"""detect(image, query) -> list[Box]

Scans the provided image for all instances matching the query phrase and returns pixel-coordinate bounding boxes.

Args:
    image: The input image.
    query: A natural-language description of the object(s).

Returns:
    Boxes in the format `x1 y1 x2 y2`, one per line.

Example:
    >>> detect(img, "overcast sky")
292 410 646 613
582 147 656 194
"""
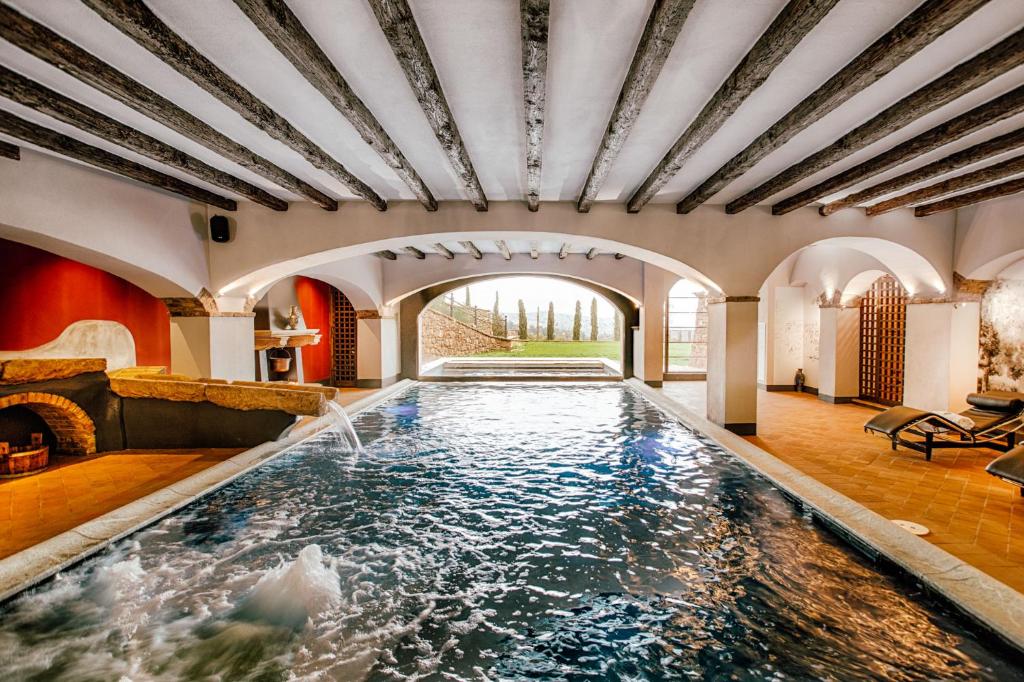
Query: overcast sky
444 277 618 319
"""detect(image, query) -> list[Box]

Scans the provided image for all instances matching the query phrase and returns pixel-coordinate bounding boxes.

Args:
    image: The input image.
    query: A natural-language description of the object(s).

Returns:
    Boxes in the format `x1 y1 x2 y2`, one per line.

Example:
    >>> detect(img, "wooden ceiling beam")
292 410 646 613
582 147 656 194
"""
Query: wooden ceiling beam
0 111 236 210
495 240 512 260
626 0 839 213
586 248 598 260
731 27 1024 214
404 246 426 259
577 0 696 213
0 4 336 210
614 253 626 260
459 240 483 259
82 0 386 210
0 140 19 160
558 242 570 260
676 0 990 214
432 243 455 259
777 84 1024 215
822 127 1024 215
867 153 1024 216
0 66 288 211
521 0 549 212
375 250 398 260
233 0 436 211
914 176 1024 216
368 0 488 211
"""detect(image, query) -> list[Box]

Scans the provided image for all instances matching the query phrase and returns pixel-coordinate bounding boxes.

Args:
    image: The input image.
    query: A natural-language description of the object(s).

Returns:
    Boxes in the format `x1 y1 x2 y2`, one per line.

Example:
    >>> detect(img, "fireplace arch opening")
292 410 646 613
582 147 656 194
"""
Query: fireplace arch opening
0 392 97 455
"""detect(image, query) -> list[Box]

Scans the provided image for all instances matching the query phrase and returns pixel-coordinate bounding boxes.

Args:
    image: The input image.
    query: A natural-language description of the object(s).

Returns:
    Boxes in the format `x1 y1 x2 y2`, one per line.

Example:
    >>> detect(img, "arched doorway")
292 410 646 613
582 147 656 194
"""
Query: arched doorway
858 274 907 405
0 392 96 455
330 287 358 387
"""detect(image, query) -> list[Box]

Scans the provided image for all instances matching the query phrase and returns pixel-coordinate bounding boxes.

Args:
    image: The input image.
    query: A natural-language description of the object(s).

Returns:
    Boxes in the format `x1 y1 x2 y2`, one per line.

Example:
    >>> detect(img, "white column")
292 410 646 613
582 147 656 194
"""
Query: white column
817 305 860 403
637 264 670 386
903 301 978 412
707 298 759 435
169 315 255 381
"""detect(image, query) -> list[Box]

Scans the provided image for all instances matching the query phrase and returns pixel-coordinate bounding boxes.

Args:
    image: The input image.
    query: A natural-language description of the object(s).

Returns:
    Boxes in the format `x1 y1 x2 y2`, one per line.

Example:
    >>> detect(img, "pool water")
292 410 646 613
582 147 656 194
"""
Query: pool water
0 383 1021 680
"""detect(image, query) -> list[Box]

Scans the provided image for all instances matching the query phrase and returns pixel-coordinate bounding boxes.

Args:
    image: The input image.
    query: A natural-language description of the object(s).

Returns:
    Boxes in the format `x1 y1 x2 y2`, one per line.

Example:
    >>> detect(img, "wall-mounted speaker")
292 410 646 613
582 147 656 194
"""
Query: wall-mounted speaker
210 215 230 243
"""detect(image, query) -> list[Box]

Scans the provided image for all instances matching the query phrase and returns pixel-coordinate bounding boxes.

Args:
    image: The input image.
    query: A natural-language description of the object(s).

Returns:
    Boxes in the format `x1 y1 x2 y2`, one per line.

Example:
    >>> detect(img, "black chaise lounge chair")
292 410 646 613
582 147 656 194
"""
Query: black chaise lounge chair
864 391 1024 461
987 445 1024 496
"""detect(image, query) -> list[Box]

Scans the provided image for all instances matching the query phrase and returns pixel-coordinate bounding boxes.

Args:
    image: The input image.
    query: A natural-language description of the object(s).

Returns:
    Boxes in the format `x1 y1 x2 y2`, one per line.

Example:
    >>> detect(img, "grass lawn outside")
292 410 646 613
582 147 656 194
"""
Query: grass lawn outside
472 340 621 359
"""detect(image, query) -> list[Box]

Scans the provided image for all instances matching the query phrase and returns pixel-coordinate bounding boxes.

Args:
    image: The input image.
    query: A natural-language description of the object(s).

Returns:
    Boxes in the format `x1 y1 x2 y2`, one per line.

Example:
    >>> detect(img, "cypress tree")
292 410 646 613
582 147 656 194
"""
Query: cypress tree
590 297 598 341
517 299 528 339
572 300 582 341
492 292 503 336
613 311 622 341
546 302 555 340
464 286 471 307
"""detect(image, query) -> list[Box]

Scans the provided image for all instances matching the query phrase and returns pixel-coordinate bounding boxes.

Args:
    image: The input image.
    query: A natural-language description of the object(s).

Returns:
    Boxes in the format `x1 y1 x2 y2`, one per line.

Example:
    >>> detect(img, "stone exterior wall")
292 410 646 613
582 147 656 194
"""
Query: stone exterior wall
421 309 511 361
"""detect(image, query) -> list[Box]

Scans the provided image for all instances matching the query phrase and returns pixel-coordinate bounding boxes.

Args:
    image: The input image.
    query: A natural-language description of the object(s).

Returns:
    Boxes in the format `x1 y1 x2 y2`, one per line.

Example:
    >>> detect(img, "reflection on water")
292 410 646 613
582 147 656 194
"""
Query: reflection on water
0 383 1020 680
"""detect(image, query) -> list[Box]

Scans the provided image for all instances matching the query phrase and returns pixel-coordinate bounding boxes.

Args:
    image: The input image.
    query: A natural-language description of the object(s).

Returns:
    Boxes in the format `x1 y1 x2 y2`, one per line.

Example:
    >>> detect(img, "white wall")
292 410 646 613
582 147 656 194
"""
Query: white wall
772 287 805 388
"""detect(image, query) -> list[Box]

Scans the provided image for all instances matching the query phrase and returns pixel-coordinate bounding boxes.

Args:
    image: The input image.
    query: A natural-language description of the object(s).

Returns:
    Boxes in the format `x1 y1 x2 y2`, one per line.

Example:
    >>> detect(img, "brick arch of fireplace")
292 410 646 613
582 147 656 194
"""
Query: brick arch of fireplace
0 393 97 455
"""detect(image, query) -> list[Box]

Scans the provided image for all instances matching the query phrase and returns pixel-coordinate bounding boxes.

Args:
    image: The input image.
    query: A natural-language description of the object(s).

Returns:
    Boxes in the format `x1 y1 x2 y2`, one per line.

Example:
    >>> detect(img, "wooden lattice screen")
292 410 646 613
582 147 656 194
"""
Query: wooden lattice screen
859 274 907 405
330 287 357 387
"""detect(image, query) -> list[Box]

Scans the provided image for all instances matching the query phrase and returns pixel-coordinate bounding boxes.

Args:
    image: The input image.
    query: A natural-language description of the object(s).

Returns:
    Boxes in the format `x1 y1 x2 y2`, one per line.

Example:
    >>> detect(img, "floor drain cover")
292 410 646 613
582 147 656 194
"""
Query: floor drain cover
891 519 929 536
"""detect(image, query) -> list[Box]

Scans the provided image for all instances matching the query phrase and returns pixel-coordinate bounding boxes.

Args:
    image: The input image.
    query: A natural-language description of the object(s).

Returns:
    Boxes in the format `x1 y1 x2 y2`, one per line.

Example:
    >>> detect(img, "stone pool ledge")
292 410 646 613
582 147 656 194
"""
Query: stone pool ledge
628 378 1024 654
0 380 415 604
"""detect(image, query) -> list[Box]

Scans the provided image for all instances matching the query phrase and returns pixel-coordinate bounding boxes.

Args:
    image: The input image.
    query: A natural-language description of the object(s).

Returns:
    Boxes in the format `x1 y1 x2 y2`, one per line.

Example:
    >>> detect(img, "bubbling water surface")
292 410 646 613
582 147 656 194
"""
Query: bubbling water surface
0 383 1021 680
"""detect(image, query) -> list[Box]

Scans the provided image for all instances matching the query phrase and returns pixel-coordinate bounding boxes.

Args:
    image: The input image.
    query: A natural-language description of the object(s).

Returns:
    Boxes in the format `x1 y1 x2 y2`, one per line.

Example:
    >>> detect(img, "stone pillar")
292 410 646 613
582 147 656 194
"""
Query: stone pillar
817 304 860 403
707 297 759 435
164 292 255 381
637 263 671 386
903 300 979 412
355 308 400 387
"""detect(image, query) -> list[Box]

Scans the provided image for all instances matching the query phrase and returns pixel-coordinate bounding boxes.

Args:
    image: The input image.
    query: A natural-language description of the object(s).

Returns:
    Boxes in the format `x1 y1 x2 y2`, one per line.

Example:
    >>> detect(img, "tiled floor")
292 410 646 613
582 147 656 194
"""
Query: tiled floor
0 387 380 560
660 382 1024 594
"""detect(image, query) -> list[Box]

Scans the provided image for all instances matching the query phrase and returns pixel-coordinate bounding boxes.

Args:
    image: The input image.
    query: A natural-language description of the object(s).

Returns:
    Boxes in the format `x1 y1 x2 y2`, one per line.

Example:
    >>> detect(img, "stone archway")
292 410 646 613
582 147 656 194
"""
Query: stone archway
0 392 97 455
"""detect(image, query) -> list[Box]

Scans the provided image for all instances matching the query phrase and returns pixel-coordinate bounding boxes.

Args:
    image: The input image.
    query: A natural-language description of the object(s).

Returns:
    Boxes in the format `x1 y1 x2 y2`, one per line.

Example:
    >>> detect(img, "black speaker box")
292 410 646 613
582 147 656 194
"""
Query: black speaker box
210 215 230 243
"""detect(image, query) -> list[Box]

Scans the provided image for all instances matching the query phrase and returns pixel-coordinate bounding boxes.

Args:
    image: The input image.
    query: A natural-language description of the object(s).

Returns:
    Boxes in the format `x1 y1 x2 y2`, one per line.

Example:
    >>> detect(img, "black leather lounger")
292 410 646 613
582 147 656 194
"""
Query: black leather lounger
987 445 1024 496
864 391 1024 461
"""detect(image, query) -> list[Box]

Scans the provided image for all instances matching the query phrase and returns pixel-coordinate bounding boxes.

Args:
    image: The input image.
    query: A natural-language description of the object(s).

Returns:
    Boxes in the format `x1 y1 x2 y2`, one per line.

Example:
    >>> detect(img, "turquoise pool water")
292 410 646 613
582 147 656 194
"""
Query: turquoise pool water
0 383 1020 680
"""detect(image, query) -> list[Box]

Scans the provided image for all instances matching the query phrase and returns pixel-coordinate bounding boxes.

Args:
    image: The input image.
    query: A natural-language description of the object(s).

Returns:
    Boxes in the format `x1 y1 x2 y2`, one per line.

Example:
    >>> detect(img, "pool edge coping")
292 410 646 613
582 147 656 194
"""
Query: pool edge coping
0 380 417 604
627 378 1024 654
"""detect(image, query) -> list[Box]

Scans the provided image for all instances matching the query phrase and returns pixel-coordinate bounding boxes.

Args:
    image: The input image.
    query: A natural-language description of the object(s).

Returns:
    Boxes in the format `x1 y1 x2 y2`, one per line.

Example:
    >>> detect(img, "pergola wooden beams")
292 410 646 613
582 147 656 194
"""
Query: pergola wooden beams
585 248 598 260
404 246 426 259
0 111 237 210
375 250 398 260
627 0 840 214
867 153 1024 216
822 127 1024 215
521 0 549 212
0 4 336 210
577 0 696 213
779 84 1024 215
732 27 1024 215
914 176 1024 216
0 66 288 211
0 140 19 160
82 0 386 210
495 240 512 260
675 0 990 214
233 0 435 211
432 243 455 259
459 241 483 259
368 0 488 211
558 242 570 260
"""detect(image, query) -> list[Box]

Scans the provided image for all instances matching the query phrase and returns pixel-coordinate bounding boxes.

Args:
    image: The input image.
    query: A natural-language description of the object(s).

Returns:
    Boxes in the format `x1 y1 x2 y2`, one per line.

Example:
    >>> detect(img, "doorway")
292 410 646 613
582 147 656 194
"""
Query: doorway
331 287 358 387
858 275 907 405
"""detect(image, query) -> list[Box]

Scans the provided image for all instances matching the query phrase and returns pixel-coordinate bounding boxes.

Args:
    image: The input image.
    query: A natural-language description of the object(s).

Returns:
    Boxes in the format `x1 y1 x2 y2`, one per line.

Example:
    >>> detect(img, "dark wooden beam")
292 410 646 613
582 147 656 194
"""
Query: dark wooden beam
233 0 435 211
496 240 512 261
0 66 287 211
577 0 696 213
459 240 482 259
822 127 1024 215
775 84 1024 215
375 250 398 260
614 253 626 260
626 0 839 213
0 3 336 210
558 242 570 260
530 241 539 259
368 0 487 211
432 243 455 259
0 140 18 160
0 111 236 209
521 0 549 212
404 246 426 259
914 176 1024 216
731 27 1024 214
586 248 598 260
868 154 1024 216
82 0 386 210
676 0 990 214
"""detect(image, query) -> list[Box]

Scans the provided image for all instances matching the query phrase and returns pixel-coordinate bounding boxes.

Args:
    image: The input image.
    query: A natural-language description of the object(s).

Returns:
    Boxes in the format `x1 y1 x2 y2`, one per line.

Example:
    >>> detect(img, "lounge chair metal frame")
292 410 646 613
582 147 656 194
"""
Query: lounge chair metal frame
875 414 1024 461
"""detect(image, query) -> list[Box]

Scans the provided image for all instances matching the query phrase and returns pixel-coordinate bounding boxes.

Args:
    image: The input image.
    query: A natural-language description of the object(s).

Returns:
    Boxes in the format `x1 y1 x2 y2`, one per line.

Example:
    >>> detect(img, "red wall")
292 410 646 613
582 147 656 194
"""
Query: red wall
0 238 171 367
295 276 333 383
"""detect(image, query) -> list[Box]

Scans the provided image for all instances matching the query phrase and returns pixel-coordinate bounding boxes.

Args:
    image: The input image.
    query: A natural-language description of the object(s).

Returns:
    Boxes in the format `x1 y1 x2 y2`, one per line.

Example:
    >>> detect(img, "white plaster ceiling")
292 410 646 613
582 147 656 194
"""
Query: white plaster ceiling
1 0 1023 210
